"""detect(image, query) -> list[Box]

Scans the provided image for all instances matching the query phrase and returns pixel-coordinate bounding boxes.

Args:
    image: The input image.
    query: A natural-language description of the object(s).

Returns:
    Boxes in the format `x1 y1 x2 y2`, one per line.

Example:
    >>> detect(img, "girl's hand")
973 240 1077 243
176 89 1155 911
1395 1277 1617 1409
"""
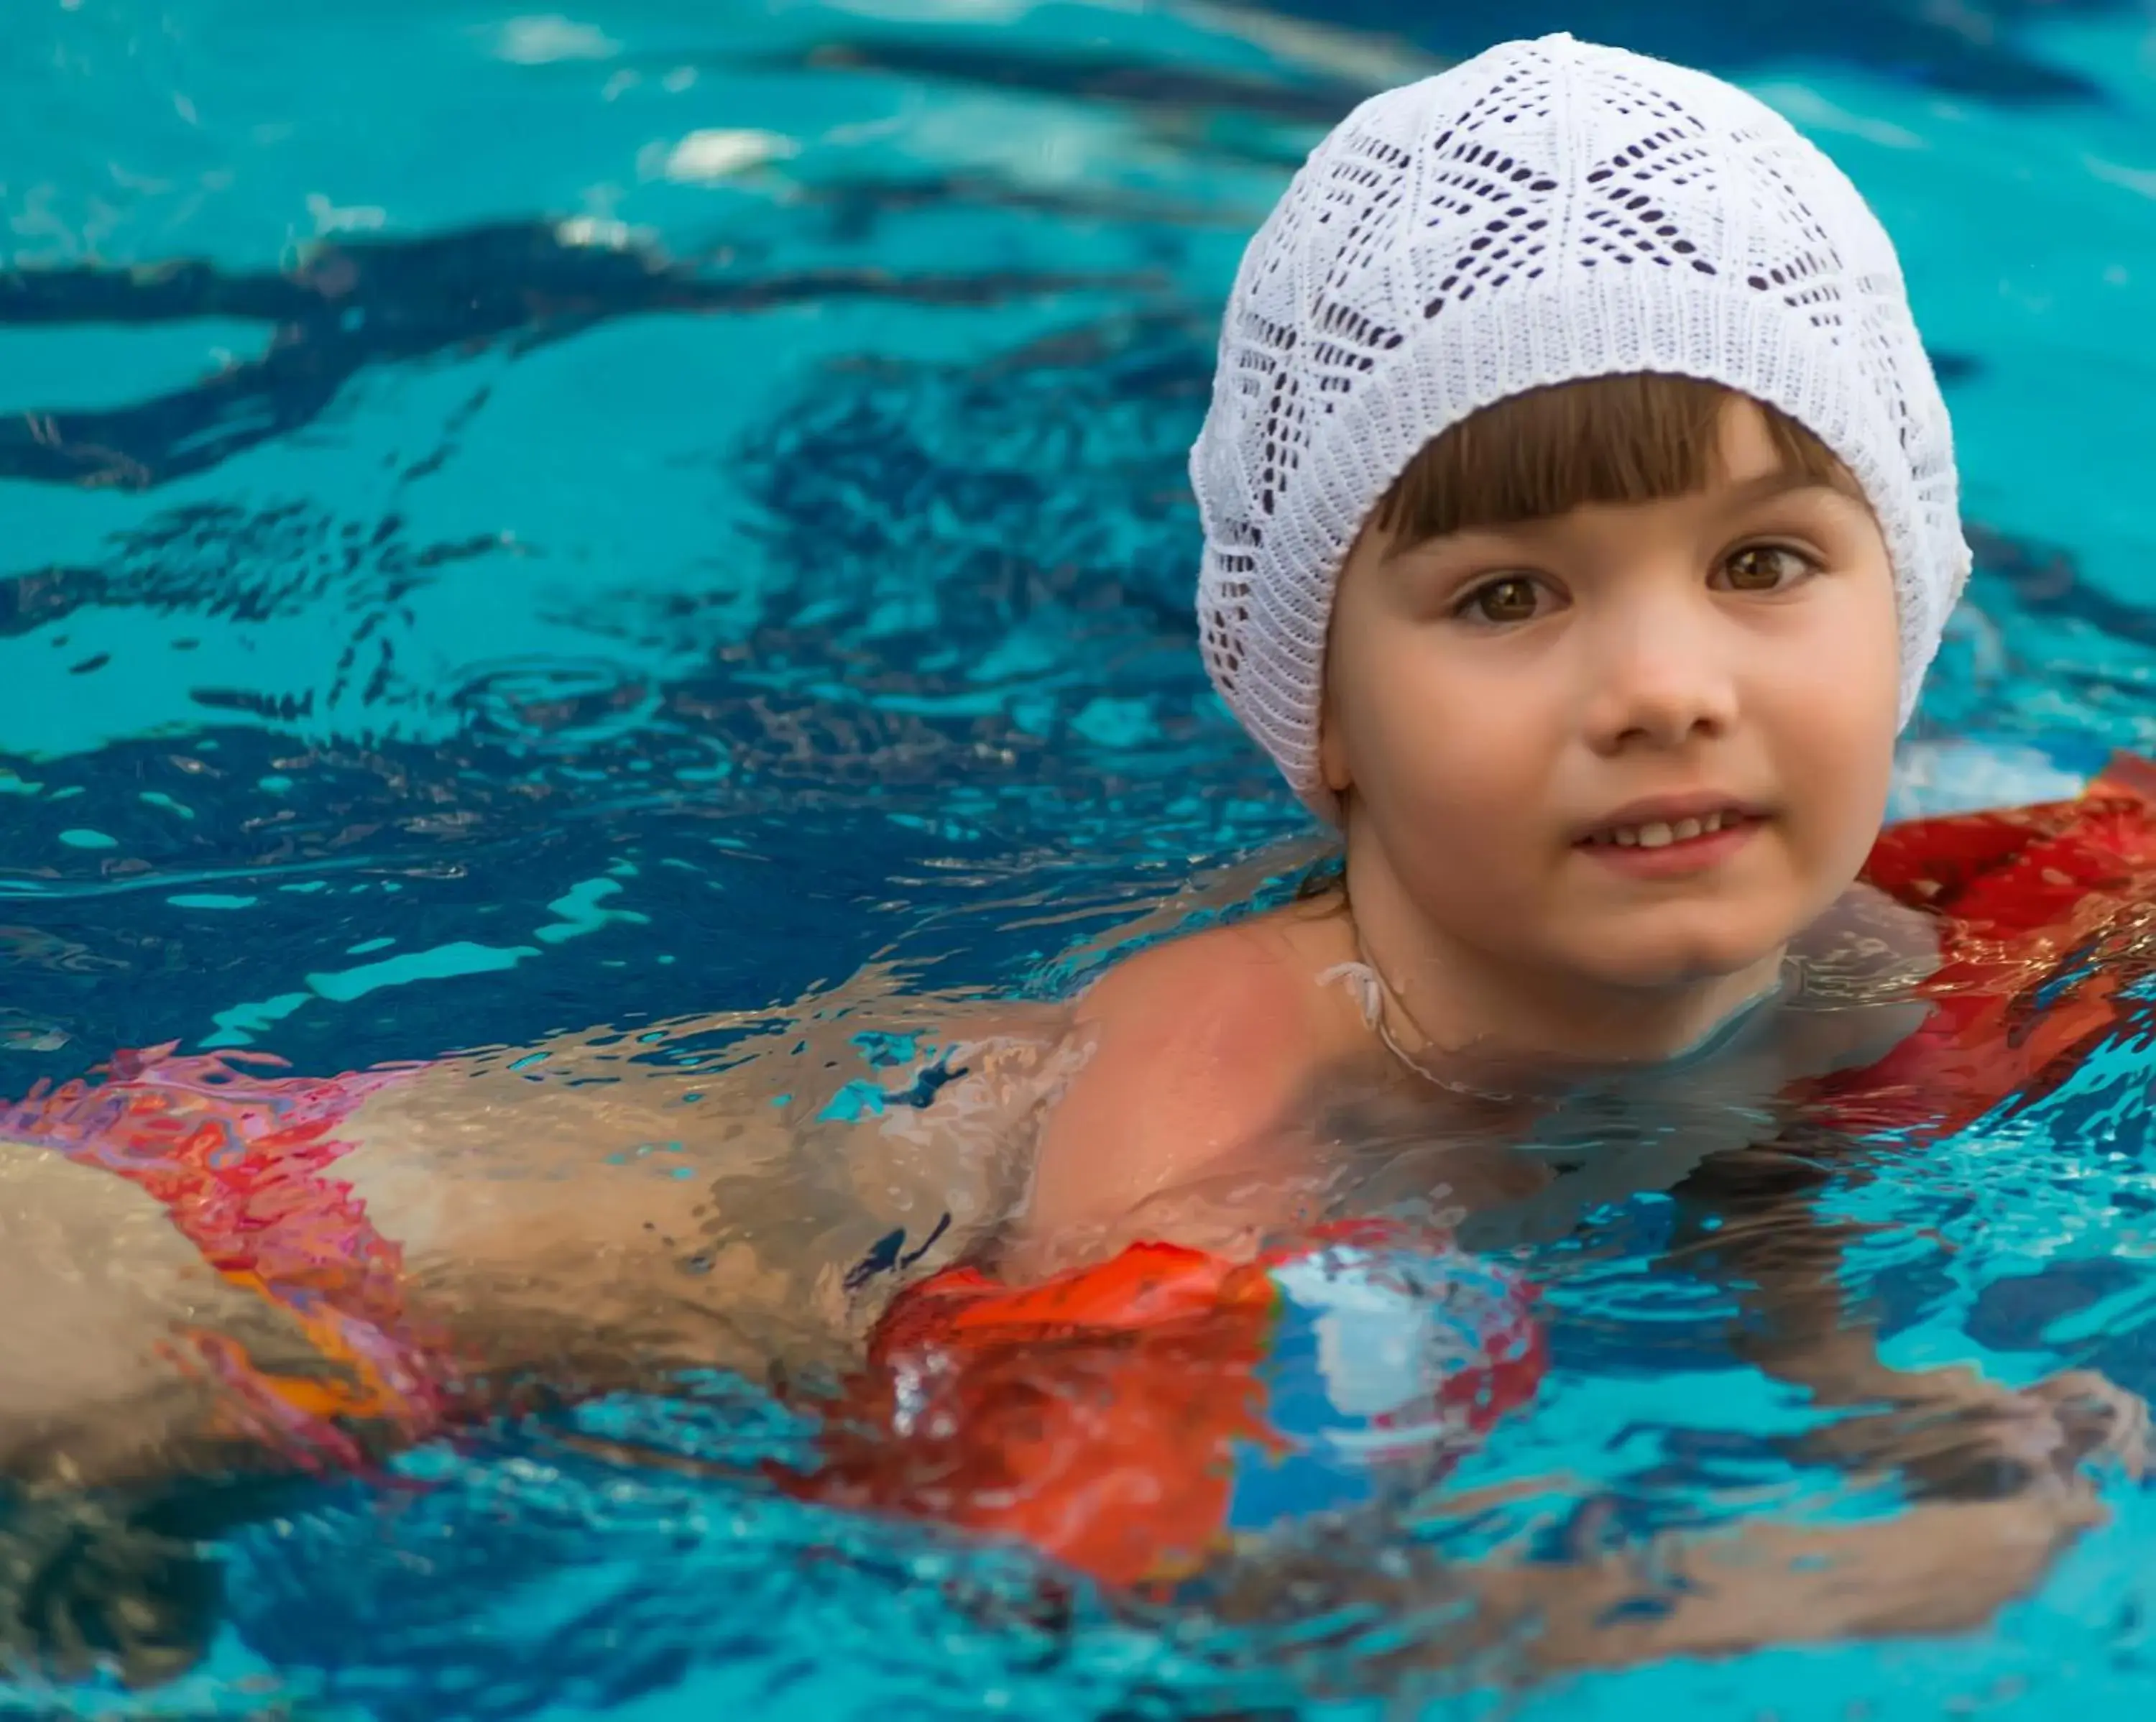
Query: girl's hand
1506 1475 2107 1672
2012 1368 2150 1483
1795 1363 2150 1498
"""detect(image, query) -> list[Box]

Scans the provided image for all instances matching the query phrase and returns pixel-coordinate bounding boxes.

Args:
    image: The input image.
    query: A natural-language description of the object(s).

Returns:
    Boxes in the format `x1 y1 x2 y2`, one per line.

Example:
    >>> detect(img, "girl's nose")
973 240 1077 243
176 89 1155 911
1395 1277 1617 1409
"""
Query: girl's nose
1578 590 1741 755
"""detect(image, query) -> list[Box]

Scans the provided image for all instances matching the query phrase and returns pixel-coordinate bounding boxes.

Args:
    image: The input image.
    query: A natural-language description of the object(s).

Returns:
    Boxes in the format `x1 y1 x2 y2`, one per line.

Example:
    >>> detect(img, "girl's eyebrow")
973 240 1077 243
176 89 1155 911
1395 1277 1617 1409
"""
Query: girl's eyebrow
1378 469 1857 566
1699 465 1871 519
1713 468 1854 509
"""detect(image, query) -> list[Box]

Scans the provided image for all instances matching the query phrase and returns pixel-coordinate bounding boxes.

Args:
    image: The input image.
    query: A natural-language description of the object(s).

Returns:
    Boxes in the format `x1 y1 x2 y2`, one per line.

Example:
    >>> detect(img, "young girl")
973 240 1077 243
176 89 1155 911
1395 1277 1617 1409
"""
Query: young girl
3 31 2148 1686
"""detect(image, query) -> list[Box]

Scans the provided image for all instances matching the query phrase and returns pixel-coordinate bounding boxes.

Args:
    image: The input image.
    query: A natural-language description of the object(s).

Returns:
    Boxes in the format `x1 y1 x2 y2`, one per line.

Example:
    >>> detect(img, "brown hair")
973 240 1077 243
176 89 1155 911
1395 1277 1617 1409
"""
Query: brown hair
1373 373 1858 548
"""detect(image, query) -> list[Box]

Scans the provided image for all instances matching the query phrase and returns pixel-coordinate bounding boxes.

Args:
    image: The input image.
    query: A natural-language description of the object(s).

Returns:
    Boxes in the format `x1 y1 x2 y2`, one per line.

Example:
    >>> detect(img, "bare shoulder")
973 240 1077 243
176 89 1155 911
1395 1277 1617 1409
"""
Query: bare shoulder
1016 899 1368 1266
1067 901 1359 1064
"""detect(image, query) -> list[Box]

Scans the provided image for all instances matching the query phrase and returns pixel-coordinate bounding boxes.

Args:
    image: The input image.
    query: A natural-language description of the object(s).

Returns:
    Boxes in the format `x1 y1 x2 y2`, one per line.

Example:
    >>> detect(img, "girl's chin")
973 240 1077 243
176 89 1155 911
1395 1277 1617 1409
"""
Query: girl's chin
1562 926 1790 995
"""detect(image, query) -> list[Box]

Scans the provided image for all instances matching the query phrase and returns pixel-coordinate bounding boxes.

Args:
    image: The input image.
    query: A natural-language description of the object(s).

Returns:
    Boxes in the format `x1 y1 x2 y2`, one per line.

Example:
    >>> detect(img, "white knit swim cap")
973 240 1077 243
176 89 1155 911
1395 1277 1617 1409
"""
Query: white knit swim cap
1190 33 1971 822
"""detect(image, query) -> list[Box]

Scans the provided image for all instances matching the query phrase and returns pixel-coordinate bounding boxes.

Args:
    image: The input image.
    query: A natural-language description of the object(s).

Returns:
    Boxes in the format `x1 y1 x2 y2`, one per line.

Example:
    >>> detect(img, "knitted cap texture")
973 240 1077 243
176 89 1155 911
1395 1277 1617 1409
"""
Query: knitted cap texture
1189 34 1971 821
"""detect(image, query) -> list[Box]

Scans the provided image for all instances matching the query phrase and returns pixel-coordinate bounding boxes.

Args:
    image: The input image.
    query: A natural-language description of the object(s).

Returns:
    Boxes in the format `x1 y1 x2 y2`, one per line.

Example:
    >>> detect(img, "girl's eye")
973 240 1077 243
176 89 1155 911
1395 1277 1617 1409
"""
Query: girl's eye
1718 544 1816 592
1455 575 1546 625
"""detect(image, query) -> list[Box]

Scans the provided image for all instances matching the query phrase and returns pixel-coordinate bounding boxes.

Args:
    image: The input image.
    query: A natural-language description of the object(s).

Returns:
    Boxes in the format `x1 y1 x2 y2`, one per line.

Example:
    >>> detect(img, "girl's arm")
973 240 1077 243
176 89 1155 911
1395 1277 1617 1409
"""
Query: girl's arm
1199 1473 2104 1680
1489 1488 2100 1669
1663 1150 2146 1491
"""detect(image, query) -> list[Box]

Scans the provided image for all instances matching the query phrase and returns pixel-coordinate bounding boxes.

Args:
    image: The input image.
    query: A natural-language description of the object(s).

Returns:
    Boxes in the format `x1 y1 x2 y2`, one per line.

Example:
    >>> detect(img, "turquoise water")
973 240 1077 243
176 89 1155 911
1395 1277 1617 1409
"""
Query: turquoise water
5 0 2156 1715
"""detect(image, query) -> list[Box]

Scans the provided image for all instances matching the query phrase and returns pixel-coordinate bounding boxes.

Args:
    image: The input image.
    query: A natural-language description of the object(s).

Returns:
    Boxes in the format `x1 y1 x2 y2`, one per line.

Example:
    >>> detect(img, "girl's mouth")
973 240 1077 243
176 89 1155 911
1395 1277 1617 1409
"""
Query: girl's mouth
1575 810 1766 876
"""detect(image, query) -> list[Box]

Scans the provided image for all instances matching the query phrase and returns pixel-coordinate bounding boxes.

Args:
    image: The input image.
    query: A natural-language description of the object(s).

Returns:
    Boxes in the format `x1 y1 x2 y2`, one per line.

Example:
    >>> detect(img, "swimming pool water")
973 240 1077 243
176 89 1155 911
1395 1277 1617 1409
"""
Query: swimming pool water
4 0 2156 1715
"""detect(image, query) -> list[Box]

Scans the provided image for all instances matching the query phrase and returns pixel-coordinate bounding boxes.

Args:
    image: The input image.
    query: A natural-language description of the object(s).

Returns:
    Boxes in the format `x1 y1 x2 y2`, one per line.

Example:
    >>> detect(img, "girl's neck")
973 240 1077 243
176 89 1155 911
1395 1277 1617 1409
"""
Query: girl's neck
1340 865 1789 1072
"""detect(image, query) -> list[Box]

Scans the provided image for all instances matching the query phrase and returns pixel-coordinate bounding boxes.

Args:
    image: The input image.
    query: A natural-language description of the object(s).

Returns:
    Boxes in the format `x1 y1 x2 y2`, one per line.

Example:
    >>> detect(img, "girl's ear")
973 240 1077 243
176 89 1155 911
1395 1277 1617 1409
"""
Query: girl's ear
1318 682 1353 796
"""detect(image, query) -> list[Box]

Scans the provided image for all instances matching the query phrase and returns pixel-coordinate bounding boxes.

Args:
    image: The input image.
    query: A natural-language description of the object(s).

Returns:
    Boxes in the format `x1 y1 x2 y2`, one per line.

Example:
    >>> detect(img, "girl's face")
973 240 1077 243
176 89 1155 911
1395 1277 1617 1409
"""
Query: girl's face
1319 397 1902 1049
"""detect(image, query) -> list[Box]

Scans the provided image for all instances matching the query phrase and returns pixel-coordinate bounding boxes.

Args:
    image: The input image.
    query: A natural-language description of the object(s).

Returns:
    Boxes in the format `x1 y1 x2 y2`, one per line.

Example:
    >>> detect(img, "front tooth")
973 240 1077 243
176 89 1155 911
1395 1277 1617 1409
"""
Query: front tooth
1636 821 1674 849
1672 817 1703 841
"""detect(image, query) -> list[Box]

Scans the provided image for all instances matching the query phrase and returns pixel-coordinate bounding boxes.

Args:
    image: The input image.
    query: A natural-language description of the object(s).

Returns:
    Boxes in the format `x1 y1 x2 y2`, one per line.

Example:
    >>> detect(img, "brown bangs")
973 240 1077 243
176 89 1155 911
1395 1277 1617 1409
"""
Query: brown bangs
1373 374 1858 546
